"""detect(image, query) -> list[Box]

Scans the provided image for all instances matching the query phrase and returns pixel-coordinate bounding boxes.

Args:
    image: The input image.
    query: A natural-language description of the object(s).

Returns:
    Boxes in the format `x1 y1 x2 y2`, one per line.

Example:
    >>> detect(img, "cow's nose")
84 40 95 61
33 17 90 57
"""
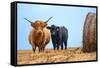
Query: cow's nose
38 32 42 35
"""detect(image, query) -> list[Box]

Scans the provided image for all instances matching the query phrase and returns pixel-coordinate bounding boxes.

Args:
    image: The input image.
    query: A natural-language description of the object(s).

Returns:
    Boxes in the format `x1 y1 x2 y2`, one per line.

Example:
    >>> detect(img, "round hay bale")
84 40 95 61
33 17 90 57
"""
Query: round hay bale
82 12 97 52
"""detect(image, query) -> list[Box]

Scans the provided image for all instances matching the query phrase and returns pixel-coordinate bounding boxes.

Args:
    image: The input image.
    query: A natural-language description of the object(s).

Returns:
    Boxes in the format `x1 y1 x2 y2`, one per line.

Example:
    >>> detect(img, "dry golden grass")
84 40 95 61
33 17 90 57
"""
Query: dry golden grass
17 48 96 65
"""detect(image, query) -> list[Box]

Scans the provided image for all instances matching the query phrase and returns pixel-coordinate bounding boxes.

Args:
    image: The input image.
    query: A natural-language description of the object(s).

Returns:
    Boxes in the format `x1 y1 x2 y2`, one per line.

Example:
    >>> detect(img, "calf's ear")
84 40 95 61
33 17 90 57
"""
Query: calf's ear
47 26 51 29
56 27 59 29
56 27 60 31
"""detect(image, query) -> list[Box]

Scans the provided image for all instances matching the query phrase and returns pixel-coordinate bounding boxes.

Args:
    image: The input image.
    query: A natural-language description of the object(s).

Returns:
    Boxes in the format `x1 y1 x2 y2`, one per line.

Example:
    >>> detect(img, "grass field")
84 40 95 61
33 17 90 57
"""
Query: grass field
17 47 96 65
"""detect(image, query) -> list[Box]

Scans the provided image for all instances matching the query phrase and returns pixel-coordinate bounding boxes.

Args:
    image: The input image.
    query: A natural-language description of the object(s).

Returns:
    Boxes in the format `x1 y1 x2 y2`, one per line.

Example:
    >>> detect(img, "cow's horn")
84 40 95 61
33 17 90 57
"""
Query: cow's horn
24 18 33 24
45 16 53 23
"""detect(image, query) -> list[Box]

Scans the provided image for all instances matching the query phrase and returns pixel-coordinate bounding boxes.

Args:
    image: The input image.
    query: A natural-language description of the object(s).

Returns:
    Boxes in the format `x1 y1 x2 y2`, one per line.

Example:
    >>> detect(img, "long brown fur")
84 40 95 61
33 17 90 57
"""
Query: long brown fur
29 20 51 52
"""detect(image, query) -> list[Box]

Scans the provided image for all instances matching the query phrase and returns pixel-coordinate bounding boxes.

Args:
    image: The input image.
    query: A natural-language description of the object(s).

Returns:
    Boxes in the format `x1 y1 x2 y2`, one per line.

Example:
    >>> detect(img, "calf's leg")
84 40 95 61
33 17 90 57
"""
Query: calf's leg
53 43 56 50
64 41 67 49
57 44 60 50
61 43 63 50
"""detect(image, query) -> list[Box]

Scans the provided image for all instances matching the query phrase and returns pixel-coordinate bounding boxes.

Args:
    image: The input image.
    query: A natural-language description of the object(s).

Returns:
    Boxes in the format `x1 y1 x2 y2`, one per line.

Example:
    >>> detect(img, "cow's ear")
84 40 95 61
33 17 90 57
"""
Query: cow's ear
56 27 59 29
47 26 51 29
56 27 59 31
43 23 47 27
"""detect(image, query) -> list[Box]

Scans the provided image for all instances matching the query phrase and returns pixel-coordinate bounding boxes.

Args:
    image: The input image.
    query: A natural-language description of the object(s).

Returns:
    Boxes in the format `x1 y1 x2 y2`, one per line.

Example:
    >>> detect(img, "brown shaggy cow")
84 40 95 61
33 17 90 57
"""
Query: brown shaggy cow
24 17 52 52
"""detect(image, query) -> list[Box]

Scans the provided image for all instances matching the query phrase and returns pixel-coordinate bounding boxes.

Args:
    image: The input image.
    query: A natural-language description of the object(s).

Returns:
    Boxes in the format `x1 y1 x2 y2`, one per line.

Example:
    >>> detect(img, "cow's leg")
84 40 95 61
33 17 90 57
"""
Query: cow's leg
42 47 45 52
64 41 67 49
41 46 45 52
32 47 36 53
61 43 63 50
39 46 44 52
57 45 59 50
52 40 56 50
57 44 59 50
39 47 41 52
33 48 36 52
53 43 56 50
43 46 46 52
32 44 36 53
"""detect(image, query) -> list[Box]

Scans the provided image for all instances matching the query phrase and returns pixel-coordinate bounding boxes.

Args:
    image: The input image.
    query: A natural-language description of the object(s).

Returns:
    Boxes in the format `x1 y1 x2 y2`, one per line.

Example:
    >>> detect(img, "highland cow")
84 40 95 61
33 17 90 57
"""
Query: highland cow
24 17 53 52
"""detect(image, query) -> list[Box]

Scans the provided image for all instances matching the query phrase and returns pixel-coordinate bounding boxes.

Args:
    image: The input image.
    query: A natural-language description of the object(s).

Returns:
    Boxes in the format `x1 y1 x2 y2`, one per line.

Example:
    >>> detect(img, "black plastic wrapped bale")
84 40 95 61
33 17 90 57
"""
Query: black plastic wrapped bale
82 12 96 52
